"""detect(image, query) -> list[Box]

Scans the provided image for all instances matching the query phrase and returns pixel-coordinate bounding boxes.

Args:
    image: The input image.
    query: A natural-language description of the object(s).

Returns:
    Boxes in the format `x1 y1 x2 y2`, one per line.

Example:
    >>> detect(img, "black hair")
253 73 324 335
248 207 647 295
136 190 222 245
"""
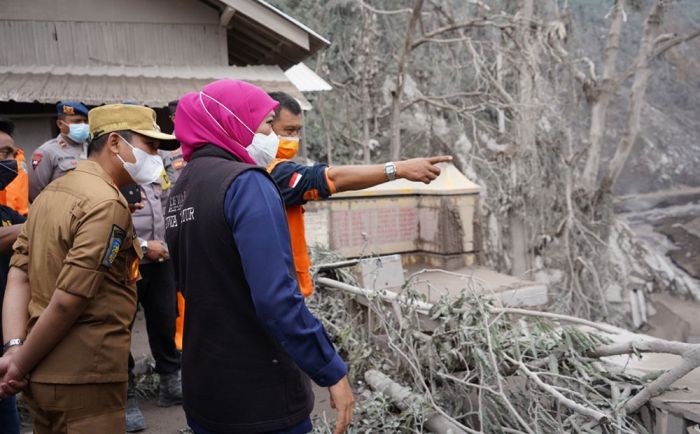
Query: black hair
88 130 132 157
168 100 179 117
0 117 14 137
268 92 302 116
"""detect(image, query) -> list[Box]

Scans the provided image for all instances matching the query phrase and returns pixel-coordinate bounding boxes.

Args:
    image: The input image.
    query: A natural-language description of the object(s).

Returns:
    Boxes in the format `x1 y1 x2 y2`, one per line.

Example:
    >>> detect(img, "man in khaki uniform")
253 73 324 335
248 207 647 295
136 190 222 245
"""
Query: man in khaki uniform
0 104 176 434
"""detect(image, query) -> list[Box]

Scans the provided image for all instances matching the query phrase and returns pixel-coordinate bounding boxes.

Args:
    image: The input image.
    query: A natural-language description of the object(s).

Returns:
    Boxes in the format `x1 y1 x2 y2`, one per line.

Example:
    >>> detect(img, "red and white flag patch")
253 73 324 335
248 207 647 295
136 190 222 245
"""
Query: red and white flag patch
32 153 43 169
288 172 303 189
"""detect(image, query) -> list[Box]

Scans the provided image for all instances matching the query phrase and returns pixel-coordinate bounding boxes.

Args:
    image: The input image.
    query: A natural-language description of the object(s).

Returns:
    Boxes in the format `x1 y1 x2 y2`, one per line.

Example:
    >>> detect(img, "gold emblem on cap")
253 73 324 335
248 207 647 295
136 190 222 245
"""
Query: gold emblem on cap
63 105 75 115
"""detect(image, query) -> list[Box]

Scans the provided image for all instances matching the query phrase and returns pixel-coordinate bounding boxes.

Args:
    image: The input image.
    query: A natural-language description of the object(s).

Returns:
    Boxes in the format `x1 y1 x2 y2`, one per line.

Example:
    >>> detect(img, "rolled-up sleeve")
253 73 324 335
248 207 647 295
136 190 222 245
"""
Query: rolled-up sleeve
55 199 131 298
269 161 334 207
9 222 30 272
224 170 347 387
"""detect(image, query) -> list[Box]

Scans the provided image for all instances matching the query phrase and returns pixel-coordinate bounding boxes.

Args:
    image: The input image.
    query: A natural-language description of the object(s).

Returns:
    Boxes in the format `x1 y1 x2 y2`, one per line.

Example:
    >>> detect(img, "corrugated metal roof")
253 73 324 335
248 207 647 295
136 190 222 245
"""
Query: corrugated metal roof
284 63 332 92
0 65 311 109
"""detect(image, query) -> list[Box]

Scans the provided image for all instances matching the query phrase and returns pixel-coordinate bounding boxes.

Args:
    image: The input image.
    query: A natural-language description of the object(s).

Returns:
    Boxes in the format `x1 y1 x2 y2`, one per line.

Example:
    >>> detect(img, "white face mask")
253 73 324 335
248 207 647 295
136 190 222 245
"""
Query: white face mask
116 135 164 185
247 131 279 167
199 92 279 166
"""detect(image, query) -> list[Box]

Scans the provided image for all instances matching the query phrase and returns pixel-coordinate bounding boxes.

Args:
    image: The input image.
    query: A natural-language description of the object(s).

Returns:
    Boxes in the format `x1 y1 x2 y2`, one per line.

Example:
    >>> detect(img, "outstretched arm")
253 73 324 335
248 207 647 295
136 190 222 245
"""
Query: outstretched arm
327 155 452 192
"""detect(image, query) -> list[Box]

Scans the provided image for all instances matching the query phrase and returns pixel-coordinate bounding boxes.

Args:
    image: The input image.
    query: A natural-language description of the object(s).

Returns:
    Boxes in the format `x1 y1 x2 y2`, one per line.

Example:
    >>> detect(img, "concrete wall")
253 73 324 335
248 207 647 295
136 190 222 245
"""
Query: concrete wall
303 188 479 269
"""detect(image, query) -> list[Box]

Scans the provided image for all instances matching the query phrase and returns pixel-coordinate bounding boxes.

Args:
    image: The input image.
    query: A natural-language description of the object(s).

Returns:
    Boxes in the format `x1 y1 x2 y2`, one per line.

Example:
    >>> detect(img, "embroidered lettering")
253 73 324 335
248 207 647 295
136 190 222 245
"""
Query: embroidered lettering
165 215 178 229
180 207 195 223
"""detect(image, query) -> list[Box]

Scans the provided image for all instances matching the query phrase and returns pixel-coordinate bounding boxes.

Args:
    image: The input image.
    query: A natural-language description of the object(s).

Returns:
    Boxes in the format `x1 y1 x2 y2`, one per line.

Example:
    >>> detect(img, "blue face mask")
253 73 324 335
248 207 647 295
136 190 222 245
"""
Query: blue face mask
66 123 89 143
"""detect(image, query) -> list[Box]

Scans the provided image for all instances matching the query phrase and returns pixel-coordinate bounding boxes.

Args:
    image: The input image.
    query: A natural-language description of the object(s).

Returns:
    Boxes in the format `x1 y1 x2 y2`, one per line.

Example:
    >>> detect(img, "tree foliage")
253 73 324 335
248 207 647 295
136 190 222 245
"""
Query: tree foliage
276 0 700 321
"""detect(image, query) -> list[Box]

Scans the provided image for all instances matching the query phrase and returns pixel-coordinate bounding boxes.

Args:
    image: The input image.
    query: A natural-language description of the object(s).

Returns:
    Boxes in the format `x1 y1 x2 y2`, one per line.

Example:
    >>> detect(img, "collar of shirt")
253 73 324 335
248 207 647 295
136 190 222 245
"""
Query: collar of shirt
58 134 83 148
73 160 115 186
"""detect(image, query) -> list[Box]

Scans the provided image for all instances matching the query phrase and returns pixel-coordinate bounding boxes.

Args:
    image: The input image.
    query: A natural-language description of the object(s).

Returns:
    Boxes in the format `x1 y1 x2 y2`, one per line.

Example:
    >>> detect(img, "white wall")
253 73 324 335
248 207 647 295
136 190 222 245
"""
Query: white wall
0 0 219 24
0 21 228 67
9 117 55 158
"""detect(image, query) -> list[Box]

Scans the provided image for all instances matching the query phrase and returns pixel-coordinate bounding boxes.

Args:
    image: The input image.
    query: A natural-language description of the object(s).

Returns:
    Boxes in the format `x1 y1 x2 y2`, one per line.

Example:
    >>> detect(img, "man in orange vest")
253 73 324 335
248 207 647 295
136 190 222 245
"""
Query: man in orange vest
267 92 451 297
0 119 28 216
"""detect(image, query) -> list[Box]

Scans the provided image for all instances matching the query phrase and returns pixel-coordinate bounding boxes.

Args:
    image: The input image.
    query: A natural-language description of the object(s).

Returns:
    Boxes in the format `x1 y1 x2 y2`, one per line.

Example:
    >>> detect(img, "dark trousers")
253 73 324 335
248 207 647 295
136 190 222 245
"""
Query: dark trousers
128 260 181 380
0 394 20 434
186 415 312 434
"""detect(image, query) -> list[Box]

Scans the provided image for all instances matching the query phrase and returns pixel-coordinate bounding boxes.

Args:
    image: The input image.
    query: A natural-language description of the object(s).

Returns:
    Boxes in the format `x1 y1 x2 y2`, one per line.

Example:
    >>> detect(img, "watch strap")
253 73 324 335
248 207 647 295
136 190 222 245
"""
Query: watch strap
384 162 397 181
3 338 24 351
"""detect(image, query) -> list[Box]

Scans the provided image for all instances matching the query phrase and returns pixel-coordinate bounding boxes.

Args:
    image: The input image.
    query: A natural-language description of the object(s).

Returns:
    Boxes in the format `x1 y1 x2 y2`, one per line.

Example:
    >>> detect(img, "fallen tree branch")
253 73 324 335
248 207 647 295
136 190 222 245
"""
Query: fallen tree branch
312 259 360 271
365 369 474 434
591 339 698 357
317 276 433 313
319 276 700 424
624 346 700 414
488 307 626 335
318 277 627 333
504 355 610 425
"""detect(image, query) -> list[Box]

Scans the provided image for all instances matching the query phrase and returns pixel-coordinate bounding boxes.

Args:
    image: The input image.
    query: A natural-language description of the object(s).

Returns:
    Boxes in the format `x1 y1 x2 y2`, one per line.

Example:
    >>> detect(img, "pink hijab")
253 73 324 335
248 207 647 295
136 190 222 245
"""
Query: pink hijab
175 80 279 163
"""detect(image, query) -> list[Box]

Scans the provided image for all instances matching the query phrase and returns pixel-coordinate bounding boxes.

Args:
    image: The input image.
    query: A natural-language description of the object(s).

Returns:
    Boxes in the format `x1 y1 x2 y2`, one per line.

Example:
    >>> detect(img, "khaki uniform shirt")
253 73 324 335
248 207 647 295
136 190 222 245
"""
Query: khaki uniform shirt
29 134 87 202
11 160 141 384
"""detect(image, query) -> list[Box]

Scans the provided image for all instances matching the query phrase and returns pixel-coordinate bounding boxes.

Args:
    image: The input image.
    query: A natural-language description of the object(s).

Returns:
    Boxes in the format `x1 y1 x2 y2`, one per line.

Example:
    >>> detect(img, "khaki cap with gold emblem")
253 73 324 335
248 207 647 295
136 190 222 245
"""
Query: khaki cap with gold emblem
88 104 178 150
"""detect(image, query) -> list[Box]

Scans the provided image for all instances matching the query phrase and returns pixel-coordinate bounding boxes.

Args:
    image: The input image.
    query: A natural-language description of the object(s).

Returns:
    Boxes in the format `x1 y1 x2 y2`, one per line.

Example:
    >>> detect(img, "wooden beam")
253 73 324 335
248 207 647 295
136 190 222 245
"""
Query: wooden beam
220 6 236 28
225 0 309 50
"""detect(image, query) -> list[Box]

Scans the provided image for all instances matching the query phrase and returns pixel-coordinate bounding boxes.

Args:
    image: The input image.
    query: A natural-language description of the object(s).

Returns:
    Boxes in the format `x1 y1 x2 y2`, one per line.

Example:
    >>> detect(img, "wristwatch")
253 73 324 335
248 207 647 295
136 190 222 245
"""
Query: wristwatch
140 239 148 255
384 162 397 181
3 338 23 351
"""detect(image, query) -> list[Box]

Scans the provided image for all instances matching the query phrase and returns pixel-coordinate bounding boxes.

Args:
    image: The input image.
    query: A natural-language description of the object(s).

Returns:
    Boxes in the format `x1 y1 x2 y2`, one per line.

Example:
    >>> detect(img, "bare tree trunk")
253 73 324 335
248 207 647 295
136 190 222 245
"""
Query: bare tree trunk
389 0 424 161
318 94 333 165
358 7 375 164
509 0 535 277
361 96 371 164
581 0 626 191
599 0 666 194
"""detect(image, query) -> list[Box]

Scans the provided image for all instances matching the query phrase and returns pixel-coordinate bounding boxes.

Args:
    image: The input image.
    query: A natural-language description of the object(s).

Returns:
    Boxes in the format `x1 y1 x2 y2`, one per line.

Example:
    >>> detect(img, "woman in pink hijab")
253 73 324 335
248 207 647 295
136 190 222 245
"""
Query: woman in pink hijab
165 79 354 434
175 79 279 166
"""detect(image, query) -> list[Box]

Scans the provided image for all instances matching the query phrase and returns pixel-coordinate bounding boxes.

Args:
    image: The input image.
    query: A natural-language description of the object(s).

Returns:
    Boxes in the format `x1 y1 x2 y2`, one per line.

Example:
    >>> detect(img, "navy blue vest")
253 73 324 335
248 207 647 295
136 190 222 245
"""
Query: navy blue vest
165 145 313 433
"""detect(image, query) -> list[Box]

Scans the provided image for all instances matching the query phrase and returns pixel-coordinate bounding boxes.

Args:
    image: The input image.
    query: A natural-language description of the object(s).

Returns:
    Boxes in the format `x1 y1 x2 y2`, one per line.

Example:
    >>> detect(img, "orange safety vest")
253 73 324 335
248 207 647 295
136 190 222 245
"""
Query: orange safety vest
0 149 29 215
267 158 314 297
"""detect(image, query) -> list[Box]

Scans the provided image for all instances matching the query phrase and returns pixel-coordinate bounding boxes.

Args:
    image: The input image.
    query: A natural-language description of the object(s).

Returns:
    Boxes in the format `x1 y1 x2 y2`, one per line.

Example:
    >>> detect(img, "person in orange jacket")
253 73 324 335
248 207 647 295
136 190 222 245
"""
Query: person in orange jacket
266 92 451 297
0 119 28 216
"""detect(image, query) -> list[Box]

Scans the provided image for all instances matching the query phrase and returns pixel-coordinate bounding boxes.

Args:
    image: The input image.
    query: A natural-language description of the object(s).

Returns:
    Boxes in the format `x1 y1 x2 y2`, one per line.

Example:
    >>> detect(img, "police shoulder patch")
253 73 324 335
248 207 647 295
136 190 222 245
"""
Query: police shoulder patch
101 225 127 268
31 153 43 170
